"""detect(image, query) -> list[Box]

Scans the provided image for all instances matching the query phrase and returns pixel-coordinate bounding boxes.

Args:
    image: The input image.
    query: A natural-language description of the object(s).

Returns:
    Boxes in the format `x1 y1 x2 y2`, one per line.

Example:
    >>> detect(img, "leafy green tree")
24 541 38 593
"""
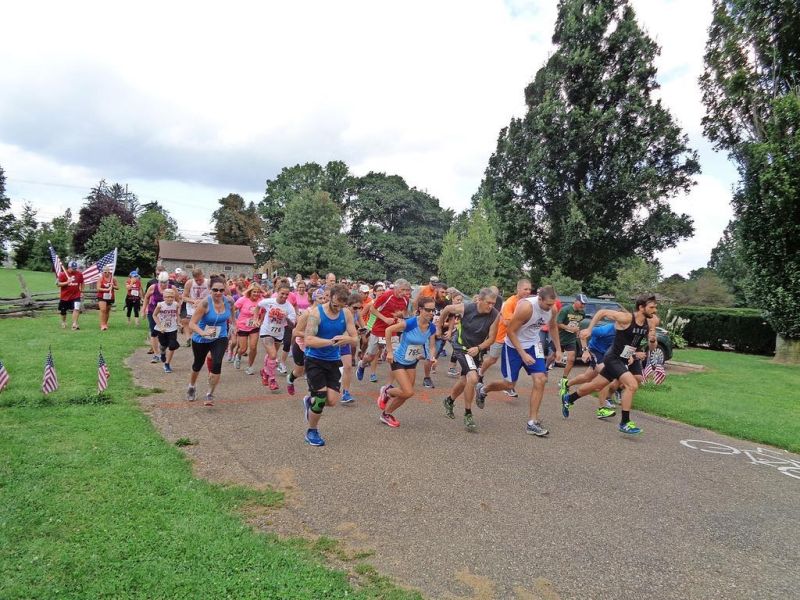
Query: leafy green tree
541 267 582 296
0 164 14 263
210 193 262 252
272 190 358 277
10 203 39 269
700 0 800 359
133 204 179 275
612 257 660 304
708 221 747 305
85 215 133 273
26 209 76 272
437 207 497 295
478 0 698 283
73 180 137 254
658 270 735 307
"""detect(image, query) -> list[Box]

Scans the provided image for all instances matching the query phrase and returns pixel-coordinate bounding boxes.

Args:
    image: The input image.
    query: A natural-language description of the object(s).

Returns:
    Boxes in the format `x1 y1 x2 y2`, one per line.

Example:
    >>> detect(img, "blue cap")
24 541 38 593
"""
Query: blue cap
68 260 78 269
576 293 588 304
130 271 139 277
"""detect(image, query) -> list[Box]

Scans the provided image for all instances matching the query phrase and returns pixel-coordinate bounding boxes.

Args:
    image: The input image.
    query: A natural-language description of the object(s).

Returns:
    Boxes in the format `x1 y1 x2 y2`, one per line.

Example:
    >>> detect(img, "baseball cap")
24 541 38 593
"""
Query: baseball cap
261 274 268 280
174 268 183 274
359 284 370 293
68 260 78 269
430 276 439 283
576 293 588 304
374 281 385 288
129 271 139 277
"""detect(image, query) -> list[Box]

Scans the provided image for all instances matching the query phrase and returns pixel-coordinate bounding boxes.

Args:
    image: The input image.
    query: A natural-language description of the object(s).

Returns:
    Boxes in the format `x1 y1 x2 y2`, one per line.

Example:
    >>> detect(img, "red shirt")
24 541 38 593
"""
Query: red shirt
96 273 116 301
58 270 83 301
370 291 411 337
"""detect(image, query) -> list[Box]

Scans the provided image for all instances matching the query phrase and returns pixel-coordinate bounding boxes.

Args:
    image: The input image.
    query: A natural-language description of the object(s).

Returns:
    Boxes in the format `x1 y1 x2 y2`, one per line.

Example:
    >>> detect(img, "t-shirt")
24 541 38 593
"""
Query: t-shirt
96 273 116 301
417 284 437 299
495 294 521 343
257 298 296 340
369 291 411 337
288 291 311 314
234 296 261 331
155 301 180 332
58 270 83 301
557 304 585 346
588 323 617 356
394 317 437 365
452 303 499 351
184 278 209 317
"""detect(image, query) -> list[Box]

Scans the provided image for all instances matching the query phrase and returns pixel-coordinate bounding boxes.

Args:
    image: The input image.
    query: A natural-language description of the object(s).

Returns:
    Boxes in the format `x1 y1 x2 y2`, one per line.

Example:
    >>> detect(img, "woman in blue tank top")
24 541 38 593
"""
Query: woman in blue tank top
187 276 232 406
376 296 438 428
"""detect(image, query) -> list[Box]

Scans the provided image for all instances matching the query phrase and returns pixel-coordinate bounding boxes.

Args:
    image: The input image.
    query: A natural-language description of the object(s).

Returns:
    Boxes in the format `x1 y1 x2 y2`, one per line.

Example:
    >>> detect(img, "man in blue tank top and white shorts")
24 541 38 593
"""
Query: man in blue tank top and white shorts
302 284 359 447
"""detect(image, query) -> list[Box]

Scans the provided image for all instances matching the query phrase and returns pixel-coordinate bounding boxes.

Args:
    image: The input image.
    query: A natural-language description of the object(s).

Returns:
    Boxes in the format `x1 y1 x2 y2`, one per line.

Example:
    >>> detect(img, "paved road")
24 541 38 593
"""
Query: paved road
133 350 800 599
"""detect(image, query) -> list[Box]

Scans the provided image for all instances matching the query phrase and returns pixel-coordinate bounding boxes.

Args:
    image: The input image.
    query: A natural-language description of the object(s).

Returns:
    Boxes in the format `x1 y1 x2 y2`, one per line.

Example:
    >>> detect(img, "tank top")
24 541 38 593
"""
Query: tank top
305 304 346 361
608 315 650 360
394 317 436 365
147 282 172 313
509 296 553 348
453 303 499 351
96 273 116 301
186 278 209 316
191 297 232 344
126 278 142 300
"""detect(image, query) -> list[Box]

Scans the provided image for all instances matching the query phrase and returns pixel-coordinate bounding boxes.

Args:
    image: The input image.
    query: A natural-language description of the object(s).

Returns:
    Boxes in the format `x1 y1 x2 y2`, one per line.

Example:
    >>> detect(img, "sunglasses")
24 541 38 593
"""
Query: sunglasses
211 288 225 292
351 305 363 310
420 307 435 313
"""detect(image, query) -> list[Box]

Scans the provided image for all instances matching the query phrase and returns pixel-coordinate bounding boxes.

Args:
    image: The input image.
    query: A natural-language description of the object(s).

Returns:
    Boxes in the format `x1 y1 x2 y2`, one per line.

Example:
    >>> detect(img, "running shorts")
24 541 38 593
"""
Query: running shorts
305 357 342 394
500 344 547 383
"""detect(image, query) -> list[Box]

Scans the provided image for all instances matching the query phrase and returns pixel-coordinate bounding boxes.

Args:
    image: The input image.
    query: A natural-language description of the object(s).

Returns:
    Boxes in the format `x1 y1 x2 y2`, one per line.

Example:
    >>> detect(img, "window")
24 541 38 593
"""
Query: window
223 265 233 272
184 264 194 270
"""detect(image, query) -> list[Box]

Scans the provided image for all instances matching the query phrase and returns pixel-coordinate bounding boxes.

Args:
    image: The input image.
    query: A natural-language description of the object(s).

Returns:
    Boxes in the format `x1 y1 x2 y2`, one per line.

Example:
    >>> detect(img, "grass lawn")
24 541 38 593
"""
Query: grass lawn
0 268 129 298
638 348 800 453
0 309 420 599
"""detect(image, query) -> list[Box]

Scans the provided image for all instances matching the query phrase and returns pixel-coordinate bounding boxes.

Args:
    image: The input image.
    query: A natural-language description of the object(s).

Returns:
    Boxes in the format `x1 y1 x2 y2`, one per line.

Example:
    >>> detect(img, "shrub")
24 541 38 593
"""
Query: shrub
670 306 775 355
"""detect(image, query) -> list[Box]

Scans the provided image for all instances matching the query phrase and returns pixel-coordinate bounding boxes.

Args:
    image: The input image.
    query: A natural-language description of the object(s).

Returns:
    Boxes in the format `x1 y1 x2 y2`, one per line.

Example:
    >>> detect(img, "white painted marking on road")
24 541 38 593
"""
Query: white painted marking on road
680 439 800 482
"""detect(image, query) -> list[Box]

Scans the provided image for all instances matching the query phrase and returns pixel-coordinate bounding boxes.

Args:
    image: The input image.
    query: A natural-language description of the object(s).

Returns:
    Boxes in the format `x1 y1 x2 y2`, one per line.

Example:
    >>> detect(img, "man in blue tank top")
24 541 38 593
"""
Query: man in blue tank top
302 284 359 446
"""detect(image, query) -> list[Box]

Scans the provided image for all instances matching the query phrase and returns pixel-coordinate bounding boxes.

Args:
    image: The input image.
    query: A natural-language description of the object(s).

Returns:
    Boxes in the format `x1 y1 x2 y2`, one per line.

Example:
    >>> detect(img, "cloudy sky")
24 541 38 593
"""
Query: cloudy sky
1 0 736 276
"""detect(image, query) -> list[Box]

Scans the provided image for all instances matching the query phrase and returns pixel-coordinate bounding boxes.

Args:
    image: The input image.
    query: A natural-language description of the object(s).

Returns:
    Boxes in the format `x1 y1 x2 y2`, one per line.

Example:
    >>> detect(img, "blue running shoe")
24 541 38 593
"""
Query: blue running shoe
303 395 312 423
340 390 354 404
305 428 325 446
369 373 378 383
561 392 572 418
619 421 642 435
356 362 365 381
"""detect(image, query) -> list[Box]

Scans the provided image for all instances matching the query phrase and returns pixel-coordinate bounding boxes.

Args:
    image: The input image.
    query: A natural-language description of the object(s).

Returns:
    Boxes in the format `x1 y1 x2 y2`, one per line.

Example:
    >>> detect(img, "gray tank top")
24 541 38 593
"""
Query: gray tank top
453 302 499 351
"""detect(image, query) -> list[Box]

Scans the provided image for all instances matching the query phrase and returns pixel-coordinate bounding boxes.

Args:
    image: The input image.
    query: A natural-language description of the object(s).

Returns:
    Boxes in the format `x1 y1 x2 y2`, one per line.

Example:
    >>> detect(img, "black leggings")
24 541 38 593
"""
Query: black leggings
283 323 294 352
125 299 141 318
191 338 228 375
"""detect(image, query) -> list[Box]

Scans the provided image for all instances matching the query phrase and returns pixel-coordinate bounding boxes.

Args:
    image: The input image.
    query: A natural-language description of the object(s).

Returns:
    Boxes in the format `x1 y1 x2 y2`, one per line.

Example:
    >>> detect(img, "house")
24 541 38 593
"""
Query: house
157 240 256 278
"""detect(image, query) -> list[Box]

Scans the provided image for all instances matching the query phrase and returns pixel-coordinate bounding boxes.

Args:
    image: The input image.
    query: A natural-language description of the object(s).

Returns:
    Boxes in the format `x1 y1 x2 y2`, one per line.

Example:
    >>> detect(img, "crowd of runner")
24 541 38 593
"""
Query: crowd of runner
58 266 661 447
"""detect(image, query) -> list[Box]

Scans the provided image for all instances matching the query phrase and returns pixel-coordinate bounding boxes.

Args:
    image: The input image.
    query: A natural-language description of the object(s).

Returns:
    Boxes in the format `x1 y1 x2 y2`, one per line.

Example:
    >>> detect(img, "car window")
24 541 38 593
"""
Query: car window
585 303 598 315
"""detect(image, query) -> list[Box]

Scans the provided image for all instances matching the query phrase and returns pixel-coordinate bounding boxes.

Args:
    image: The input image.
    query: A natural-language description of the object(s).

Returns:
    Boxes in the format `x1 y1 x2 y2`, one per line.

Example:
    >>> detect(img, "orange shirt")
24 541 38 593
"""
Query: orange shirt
360 296 373 322
495 294 521 343
418 284 437 299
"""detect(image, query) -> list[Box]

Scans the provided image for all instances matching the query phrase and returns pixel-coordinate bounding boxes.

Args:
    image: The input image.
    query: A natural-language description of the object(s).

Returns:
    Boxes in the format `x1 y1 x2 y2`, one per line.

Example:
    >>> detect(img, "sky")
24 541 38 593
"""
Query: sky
0 0 737 277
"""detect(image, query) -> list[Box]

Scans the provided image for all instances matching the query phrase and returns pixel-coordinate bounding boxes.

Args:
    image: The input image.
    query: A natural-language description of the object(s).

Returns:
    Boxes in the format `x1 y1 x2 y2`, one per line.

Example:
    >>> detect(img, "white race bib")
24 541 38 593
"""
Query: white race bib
130 289 139 297
620 344 636 359
204 325 220 339
186 303 196 316
246 318 257 329
102 292 112 300
269 324 283 337
404 344 423 362
464 354 477 371
533 342 544 359
73 301 81 311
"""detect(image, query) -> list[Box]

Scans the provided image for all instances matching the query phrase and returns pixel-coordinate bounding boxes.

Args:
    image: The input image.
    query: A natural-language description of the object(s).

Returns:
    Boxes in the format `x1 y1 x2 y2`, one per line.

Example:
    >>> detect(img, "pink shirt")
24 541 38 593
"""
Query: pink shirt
234 296 261 331
288 291 310 313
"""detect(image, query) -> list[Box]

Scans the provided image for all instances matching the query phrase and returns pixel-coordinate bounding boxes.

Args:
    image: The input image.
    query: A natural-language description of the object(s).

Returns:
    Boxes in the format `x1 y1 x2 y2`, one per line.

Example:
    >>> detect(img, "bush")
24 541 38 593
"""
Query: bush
670 306 775 355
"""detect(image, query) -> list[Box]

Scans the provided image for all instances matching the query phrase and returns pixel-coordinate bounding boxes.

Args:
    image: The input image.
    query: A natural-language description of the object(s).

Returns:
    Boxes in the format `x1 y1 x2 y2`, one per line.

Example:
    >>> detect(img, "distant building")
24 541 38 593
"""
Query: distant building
157 240 256 278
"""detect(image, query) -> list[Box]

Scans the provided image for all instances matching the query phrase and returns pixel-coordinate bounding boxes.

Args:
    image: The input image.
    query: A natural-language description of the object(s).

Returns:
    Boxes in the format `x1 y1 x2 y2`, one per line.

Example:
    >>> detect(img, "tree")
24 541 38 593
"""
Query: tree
0 164 14 263
478 0 698 284
26 209 76 272
708 221 747 305
437 207 497 295
612 257 660 304
210 193 262 252
541 267 582 296
73 180 137 254
700 0 800 361
10 203 39 269
85 215 132 272
272 190 358 277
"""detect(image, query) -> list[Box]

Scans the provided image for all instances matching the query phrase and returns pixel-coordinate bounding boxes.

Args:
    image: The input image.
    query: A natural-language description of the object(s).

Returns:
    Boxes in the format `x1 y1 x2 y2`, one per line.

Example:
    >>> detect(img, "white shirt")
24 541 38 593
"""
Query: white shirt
507 296 552 349
257 298 296 340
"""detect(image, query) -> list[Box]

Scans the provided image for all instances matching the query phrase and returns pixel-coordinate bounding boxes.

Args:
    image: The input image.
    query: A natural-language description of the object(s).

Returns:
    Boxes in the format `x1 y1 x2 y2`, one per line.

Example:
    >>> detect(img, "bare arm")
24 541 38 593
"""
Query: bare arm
584 309 631 338
304 308 332 349
188 298 210 336
506 300 534 362
479 313 500 352
142 284 155 309
294 311 309 339
384 320 407 362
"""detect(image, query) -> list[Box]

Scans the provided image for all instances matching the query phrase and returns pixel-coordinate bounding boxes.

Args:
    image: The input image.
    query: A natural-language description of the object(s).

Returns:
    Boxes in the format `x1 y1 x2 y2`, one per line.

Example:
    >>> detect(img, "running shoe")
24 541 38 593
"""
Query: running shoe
260 368 269 386
603 399 615 409
356 362 365 381
226 352 234 363
186 386 196 402
303 395 312 422
440 348 447 357
613 390 622 405
559 377 568 397
277 363 287 375
287 380 295 396
443 396 455 419
340 390 354 404
475 382 487 409
447 367 458 378
464 412 477 432
596 407 616 419
160 352 167 363
526 421 549 436
619 421 643 435
504 388 519 398
245 367 255 376
268 379 279 393
377 385 392 411
150 355 160 364
423 377 434 389
204 392 214 407
234 356 241 370
561 392 572 418
369 373 378 383
163 364 173 374
380 412 400 428
184 339 192 348
305 428 325 446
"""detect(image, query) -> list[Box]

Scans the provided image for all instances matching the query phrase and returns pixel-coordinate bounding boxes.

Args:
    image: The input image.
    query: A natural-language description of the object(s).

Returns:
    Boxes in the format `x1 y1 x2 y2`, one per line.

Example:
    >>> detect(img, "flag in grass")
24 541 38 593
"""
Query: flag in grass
42 349 58 395
0 359 9 392
98 350 109 392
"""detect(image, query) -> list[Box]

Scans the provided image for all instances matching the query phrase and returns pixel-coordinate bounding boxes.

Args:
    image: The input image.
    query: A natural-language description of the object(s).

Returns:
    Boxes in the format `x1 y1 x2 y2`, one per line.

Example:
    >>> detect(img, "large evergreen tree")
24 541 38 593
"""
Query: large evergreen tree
10 203 39 269
0 164 14 263
700 0 800 360
478 0 699 286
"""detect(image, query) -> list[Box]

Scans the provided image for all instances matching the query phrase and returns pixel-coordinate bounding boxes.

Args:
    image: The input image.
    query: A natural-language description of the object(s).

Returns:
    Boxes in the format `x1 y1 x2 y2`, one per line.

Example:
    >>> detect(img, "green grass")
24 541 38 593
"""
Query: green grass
638 349 800 453
0 310 421 599
0 267 128 298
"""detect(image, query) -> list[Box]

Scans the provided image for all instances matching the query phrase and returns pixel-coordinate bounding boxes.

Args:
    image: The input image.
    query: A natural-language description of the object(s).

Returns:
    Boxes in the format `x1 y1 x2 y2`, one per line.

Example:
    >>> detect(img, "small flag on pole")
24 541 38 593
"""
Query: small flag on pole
0 359 9 393
48 242 64 276
83 248 118 285
42 348 59 395
98 350 110 392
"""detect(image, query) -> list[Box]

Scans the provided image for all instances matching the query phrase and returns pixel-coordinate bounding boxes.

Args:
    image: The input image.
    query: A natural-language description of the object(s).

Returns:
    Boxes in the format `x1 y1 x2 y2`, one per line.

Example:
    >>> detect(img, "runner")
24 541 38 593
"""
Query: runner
339 292 365 405
257 281 296 392
444 291 464 377
475 285 561 436
557 294 588 396
417 275 440 300
287 287 329 396
356 279 413 384
182 269 209 347
302 283 359 446
143 272 173 359
325 272 336 288
95 264 118 331
376 295 438 428
439 288 500 432
562 322 621 419
560 293 659 435
232 284 264 375
283 280 311 373
57 261 84 330
187 276 232 406
125 271 142 326
151 288 181 373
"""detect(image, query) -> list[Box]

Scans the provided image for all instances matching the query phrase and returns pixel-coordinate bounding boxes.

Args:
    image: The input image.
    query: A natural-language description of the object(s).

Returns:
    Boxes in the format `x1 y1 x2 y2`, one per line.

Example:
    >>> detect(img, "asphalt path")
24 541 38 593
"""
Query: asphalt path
133 349 800 599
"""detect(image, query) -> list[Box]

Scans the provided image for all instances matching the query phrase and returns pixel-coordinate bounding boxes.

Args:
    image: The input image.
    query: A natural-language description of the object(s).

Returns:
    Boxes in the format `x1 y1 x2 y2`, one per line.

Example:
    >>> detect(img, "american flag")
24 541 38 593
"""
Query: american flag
83 248 118 285
98 350 110 392
0 359 9 393
42 349 58 395
48 243 64 276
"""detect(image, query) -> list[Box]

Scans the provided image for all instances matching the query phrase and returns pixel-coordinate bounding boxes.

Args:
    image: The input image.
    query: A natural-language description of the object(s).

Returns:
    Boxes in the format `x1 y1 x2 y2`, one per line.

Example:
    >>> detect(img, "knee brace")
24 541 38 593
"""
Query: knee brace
310 394 326 414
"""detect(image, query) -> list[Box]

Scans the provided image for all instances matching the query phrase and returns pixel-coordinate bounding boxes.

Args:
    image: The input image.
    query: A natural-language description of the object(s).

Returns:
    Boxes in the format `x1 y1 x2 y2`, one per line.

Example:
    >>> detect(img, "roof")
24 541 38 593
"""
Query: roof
158 240 255 265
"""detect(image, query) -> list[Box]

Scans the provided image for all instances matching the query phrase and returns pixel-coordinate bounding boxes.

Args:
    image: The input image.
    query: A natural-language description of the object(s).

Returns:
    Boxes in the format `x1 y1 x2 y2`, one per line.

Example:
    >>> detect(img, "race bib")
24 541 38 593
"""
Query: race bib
269 324 283 337
533 342 544 359
73 301 81 311
102 292 112 300
204 325 220 339
130 289 139 297
246 318 257 328
404 344 423 362
378 337 387 346
464 354 477 371
186 303 196 317
620 344 636 359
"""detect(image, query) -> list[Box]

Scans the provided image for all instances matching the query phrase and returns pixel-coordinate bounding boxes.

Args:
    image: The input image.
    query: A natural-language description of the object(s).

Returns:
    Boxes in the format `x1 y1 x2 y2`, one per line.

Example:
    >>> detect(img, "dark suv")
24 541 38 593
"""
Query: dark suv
557 296 673 361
